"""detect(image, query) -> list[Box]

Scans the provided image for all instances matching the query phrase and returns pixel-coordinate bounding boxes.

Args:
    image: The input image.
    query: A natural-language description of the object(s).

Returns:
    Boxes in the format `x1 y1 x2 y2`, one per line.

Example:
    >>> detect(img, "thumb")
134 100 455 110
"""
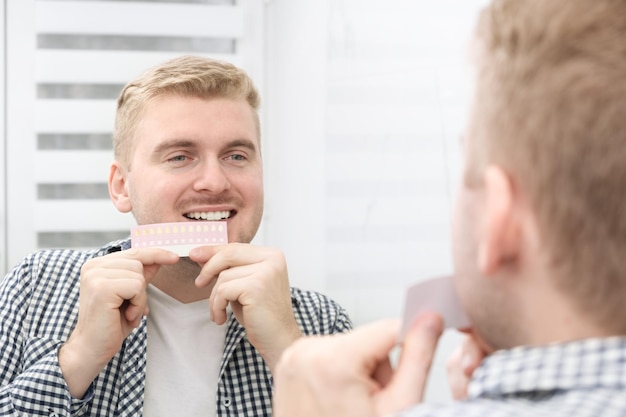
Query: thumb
377 312 443 414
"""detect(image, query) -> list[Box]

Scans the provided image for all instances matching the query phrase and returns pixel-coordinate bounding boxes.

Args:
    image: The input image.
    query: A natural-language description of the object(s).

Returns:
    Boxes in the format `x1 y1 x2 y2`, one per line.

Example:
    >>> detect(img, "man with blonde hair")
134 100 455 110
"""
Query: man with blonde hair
0 55 352 416
272 0 626 415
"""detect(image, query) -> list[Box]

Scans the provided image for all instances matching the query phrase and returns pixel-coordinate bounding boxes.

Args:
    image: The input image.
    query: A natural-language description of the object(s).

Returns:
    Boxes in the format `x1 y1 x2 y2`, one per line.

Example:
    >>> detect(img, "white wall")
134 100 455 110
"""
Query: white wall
263 0 489 404
263 0 330 293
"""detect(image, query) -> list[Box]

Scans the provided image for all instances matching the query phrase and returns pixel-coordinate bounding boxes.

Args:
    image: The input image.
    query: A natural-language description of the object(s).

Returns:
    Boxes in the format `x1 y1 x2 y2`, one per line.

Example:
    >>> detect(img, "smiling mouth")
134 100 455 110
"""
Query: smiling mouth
184 210 233 221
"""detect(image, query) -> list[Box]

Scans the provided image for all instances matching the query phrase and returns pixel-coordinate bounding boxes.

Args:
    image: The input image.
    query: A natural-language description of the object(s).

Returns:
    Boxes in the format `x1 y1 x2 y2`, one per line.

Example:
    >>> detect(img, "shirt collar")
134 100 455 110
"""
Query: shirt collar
469 337 626 399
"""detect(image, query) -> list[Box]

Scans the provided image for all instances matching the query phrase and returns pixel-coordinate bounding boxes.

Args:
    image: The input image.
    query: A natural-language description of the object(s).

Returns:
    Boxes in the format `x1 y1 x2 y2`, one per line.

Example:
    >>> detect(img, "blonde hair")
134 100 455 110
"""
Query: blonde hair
114 55 260 169
469 0 626 331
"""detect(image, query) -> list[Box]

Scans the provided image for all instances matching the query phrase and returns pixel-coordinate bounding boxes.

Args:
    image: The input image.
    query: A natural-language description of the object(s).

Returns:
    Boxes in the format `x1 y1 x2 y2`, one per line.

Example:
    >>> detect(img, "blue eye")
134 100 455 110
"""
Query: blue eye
227 154 246 161
168 155 188 162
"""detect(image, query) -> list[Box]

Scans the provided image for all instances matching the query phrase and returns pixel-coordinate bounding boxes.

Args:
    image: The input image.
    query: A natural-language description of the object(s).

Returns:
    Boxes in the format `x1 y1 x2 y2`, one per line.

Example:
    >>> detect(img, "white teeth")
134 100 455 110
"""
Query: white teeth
186 210 231 220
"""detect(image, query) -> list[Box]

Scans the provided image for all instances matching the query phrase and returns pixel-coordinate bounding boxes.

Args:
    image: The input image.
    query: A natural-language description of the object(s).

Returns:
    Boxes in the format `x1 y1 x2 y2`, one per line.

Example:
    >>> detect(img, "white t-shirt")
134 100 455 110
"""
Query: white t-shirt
143 285 227 417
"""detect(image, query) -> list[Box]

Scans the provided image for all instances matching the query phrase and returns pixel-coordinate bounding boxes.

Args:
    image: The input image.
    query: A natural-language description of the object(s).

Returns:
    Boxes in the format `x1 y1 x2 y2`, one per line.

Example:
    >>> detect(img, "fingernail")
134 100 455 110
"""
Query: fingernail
429 313 445 333
415 312 444 334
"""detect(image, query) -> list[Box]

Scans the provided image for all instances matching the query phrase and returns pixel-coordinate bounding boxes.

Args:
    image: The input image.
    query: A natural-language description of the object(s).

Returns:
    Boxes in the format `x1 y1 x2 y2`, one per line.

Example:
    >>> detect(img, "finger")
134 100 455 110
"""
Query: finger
344 319 402 367
461 335 484 377
208 263 259 284
101 277 147 309
280 320 401 376
119 279 151 328
195 244 281 286
446 333 486 400
188 244 223 263
81 258 158 301
385 312 443 404
110 248 179 284
91 248 179 282
83 277 147 329
196 261 260 290
209 285 230 325
107 247 180 266
123 301 144 328
209 265 289 310
208 272 243 325
81 259 144 283
193 245 234 286
192 244 257 271
446 345 468 400
209 274 258 325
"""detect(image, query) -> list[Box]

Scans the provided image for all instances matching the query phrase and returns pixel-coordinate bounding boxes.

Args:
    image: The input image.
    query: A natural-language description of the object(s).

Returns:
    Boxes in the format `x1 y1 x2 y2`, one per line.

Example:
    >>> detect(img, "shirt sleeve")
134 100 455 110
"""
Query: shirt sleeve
0 256 93 416
331 303 354 334
290 287 354 336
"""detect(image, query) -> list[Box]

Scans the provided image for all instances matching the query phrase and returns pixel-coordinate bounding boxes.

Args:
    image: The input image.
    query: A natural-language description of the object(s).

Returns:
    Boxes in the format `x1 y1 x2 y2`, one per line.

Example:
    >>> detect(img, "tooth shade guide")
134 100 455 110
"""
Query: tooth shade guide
130 221 228 256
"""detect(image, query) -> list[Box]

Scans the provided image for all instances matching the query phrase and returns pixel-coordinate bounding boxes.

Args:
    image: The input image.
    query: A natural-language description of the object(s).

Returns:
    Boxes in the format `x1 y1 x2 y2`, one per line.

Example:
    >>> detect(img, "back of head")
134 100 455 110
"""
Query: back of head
469 0 626 332
114 55 260 169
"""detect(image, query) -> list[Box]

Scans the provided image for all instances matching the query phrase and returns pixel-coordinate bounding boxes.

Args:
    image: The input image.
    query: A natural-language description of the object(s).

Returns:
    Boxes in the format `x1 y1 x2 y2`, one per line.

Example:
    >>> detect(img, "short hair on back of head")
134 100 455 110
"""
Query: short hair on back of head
113 55 260 169
469 0 626 331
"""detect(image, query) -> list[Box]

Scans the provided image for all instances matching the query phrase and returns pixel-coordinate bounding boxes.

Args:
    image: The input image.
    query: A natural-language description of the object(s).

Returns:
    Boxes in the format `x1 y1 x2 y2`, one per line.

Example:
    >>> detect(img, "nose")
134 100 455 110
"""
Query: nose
193 160 231 194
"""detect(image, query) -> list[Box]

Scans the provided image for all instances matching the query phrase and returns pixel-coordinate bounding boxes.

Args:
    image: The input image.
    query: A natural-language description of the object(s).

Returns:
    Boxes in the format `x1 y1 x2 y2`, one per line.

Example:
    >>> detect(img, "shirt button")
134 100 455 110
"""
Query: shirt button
223 397 232 407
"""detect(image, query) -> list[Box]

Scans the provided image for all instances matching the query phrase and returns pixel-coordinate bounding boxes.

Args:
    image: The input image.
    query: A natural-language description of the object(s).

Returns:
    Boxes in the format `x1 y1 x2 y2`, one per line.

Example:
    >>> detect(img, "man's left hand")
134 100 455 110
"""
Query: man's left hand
191 243 302 372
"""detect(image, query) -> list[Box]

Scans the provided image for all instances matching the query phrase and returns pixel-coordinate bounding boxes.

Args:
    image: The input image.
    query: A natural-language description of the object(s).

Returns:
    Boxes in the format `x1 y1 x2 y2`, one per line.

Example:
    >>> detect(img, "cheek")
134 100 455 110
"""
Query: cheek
451 189 477 272
241 173 264 200
128 175 172 206
451 192 466 250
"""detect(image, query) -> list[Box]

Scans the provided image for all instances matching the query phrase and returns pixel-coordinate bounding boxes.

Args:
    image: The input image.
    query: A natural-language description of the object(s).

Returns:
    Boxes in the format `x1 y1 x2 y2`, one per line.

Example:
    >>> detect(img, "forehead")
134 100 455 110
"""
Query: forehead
135 94 260 148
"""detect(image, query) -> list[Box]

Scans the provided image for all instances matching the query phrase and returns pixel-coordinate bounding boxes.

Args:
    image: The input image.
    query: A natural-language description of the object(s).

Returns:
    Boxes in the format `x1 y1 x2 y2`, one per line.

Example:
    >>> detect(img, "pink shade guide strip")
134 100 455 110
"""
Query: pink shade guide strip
400 275 471 341
130 221 228 256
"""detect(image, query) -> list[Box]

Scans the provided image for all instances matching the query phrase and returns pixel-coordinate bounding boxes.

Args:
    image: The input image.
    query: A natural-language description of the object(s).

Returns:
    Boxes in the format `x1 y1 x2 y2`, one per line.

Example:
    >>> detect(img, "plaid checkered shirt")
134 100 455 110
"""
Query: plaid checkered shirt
398 336 626 416
0 239 353 416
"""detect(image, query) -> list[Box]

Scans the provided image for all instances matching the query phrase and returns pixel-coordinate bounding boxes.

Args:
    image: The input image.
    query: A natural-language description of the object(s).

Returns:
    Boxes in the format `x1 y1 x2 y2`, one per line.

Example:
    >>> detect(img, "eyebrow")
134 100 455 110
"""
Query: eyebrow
152 139 195 155
227 138 259 153
152 138 259 155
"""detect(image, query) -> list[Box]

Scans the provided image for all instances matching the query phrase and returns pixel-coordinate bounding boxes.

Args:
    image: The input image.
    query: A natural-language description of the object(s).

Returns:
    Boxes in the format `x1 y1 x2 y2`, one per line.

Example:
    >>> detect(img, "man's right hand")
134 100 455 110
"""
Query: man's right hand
58 248 179 398
273 312 444 417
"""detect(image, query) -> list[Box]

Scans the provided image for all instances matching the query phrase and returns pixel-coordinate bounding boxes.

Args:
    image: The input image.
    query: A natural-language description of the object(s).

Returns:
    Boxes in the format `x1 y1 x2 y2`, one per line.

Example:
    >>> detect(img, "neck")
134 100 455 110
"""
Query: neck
524 290 614 345
151 258 214 303
510 268 613 347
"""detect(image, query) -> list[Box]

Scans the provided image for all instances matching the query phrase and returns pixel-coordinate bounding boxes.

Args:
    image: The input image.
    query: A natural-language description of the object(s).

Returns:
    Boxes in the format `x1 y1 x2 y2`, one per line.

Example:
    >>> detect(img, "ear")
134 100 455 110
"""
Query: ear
109 161 132 213
477 165 520 276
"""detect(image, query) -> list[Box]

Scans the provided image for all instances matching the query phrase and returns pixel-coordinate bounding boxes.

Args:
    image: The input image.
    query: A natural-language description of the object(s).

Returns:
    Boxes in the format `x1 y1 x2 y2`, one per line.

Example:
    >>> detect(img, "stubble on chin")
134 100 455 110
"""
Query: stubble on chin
160 257 203 282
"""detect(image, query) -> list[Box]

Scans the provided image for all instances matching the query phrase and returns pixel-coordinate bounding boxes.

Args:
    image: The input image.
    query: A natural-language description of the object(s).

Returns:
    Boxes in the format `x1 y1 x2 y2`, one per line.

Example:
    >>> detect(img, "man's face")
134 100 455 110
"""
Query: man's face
451 135 483 327
114 94 264 244
450 130 501 352
451 128 518 352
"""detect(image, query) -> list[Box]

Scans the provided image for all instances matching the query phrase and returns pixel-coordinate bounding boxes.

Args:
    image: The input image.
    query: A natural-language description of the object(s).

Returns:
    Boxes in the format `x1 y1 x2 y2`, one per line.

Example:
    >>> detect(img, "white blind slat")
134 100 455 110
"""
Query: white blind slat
36 100 115 132
35 200 135 231
36 2 243 38
36 50 242 84
35 150 112 183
